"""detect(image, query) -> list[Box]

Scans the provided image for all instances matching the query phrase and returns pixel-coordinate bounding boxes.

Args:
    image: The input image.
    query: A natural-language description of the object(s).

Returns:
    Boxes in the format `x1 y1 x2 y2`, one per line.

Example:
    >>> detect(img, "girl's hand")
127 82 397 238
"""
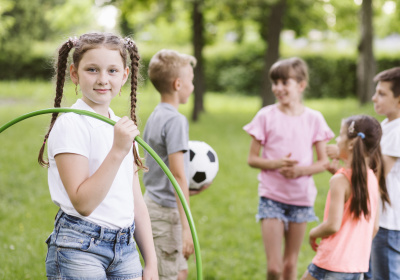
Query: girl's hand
309 228 319 251
326 144 339 160
112 116 140 156
324 159 340 175
142 265 159 280
279 153 299 168
279 165 303 179
309 236 319 252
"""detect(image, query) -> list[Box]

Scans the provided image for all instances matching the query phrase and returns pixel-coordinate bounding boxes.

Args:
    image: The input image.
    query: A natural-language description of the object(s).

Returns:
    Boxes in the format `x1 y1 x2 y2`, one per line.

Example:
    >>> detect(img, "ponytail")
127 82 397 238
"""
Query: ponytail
350 137 369 218
345 115 391 219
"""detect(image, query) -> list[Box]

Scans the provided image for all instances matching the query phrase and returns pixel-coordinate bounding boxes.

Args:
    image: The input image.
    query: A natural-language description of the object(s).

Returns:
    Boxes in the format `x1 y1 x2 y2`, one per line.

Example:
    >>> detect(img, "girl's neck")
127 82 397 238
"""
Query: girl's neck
277 102 305 116
81 97 110 118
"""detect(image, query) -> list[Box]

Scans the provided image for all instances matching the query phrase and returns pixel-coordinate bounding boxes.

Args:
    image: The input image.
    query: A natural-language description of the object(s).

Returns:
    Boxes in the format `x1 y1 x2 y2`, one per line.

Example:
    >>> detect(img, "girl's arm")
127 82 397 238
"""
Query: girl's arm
132 165 158 280
309 173 349 251
280 140 329 179
373 202 380 238
247 137 298 170
55 117 138 216
168 151 194 260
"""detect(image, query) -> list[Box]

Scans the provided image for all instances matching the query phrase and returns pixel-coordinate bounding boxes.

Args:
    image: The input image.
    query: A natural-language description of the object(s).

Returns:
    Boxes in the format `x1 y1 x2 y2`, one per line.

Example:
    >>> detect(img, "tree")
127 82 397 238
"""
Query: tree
357 0 375 104
192 0 206 121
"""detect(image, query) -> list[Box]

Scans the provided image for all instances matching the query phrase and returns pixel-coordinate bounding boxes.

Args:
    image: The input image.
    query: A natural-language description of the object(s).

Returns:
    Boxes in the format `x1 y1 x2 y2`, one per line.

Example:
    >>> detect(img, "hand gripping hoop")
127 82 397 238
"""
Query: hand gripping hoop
0 108 203 279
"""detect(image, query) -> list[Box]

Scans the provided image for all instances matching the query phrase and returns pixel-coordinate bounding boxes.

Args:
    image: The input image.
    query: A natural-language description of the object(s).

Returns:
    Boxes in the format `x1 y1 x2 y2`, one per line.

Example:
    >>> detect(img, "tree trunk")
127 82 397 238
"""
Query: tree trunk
192 0 205 122
357 0 375 104
260 0 286 107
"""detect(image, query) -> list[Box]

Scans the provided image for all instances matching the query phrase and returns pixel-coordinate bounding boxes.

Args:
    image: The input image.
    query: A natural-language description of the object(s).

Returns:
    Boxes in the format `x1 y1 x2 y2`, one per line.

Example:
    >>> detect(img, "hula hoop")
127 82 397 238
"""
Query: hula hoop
0 108 203 279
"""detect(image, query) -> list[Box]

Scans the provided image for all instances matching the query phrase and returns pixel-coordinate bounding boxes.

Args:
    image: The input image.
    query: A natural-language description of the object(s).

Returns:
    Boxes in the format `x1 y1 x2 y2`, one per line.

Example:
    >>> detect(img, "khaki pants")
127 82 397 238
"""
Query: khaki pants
144 193 187 280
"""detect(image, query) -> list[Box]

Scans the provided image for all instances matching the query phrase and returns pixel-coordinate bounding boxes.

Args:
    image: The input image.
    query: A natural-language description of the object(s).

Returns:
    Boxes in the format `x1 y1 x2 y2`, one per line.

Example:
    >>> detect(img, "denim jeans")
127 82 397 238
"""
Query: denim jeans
371 227 400 280
307 263 363 280
45 210 142 280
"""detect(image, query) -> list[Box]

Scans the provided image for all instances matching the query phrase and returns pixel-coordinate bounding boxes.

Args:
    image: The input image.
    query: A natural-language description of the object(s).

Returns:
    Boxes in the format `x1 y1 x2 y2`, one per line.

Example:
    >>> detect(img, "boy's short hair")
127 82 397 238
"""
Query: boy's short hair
374 67 400 98
148 49 197 94
269 57 309 84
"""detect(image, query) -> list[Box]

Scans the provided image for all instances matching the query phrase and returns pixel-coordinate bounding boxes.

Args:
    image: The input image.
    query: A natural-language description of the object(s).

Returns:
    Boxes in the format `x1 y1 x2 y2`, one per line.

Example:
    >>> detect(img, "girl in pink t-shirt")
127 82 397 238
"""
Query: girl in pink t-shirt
244 57 334 280
302 115 390 280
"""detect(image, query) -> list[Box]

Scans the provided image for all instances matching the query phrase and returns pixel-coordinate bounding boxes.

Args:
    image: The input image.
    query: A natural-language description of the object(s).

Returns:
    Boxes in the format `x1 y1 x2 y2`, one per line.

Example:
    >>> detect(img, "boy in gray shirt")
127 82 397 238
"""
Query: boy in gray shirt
143 49 196 280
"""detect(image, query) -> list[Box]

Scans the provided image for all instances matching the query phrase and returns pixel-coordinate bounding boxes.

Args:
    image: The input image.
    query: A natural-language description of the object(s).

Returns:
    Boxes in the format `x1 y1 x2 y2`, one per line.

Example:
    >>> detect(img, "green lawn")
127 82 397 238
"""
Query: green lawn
0 80 383 279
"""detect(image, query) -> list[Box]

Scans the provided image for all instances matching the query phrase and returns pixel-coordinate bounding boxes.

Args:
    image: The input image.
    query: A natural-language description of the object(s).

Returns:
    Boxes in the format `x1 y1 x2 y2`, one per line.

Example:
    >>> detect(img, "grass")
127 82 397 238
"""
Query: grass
0 80 384 279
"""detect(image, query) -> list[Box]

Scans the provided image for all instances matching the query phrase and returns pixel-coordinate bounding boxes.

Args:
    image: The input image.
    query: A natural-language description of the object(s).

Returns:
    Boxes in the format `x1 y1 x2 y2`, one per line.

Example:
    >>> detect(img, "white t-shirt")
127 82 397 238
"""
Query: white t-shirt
47 99 135 229
379 118 400 230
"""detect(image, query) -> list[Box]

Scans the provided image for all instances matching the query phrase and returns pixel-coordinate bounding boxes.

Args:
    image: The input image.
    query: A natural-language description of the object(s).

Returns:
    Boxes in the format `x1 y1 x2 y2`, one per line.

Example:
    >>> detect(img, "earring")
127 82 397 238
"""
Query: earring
119 88 122 97
75 84 79 95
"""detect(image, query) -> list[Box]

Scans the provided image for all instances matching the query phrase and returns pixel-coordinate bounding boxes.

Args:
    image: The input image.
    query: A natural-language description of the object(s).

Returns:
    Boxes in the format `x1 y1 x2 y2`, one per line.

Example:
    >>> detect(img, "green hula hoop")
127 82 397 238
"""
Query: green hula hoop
0 108 202 279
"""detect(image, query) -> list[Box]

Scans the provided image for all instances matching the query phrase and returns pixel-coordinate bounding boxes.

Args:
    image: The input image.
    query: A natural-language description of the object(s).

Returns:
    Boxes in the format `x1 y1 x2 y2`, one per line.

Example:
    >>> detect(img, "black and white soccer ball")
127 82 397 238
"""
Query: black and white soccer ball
188 140 219 190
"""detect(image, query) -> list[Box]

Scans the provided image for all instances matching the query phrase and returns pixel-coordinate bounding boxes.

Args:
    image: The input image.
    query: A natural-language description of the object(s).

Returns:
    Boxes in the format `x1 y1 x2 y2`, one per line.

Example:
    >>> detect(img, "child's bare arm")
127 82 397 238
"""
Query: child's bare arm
168 151 194 260
308 173 348 251
247 137 298 170
132 165 158 279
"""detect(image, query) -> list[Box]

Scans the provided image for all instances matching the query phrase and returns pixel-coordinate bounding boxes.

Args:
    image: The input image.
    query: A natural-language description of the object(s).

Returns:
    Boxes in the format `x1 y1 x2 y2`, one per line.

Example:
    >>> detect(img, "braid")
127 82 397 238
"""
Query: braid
38 40 74 167
125 38 146 170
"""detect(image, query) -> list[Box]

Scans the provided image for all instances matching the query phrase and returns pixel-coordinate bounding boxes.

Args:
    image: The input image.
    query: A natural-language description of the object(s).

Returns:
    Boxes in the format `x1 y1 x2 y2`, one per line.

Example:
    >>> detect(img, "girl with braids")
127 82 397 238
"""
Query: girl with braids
302 115 390 280
41 32 158 280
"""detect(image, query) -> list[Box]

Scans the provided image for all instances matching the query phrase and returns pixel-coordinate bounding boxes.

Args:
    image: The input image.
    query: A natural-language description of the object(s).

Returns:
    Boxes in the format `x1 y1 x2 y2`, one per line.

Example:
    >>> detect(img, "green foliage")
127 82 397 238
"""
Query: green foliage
0 80 384 279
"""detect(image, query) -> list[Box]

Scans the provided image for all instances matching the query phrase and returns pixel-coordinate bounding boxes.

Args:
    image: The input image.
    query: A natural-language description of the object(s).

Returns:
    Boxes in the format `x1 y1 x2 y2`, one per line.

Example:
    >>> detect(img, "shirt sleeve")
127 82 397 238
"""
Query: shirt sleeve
48 114 91 159
381 126 400 158
243 109 267 145
312 111 335 144
163 114 189 155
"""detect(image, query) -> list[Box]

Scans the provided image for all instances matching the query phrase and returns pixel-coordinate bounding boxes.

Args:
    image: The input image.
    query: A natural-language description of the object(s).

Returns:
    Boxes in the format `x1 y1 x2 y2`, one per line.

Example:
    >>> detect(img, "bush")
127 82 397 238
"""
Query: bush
1 44 399 99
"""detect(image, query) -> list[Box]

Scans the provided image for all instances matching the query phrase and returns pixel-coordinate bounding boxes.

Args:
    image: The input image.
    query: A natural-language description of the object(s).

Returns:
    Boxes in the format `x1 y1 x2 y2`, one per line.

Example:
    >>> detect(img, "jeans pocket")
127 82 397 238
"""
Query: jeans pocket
55 226 94 252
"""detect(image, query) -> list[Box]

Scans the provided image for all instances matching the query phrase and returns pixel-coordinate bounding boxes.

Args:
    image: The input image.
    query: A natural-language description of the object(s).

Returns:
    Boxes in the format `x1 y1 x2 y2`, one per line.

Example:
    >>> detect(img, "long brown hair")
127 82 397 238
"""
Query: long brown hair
345 115 390 219
38 32 145 170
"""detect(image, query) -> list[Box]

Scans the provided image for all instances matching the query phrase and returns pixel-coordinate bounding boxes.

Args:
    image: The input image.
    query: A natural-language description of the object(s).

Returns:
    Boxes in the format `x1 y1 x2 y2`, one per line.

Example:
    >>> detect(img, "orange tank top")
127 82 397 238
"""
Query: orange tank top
312 168 379 272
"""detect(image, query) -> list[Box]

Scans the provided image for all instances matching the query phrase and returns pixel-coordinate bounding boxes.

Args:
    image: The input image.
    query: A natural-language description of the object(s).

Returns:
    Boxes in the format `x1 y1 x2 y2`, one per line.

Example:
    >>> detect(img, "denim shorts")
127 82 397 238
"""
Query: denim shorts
256 197 318 229
371 227 400 280
307 263 363 280
45 210 142 280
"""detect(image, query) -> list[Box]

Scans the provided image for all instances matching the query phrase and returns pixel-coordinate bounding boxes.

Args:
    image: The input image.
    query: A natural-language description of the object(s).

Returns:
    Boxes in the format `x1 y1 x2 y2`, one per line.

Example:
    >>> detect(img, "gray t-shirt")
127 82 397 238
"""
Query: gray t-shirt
143 103 190 208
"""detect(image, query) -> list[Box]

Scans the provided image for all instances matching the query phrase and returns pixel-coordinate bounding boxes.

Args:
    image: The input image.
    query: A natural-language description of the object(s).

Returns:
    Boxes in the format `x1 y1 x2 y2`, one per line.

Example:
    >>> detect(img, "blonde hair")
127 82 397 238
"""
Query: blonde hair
148 49 197 94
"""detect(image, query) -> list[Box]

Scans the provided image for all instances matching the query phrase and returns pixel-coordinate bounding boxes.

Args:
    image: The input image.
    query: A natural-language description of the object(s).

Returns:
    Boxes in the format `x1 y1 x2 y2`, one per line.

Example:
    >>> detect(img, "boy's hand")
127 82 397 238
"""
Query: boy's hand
182 228 194 260
326 144 339 160
189 183 211 196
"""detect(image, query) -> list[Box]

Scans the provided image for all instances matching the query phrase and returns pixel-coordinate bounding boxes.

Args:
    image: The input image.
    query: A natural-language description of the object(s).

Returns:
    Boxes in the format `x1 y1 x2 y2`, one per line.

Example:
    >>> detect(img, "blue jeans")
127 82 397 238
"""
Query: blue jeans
371 227 400 280
307 263 363 280
45 210 142 280
256 197 318 229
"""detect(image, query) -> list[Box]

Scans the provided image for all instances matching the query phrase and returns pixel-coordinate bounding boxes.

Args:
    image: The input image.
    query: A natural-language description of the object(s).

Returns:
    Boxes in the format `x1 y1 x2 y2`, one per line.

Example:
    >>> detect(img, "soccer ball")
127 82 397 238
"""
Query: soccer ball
188 140 219 190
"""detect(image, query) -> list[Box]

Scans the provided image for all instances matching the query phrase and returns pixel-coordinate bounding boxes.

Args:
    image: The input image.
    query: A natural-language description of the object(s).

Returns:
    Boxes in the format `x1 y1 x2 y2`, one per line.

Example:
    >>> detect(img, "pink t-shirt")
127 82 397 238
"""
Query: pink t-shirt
312 168 379 272
243 104 334 206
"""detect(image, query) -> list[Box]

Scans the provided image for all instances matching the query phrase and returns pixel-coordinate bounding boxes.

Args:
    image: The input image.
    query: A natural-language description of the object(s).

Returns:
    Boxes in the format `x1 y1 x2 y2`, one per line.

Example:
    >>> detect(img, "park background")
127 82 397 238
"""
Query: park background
0 0 399 279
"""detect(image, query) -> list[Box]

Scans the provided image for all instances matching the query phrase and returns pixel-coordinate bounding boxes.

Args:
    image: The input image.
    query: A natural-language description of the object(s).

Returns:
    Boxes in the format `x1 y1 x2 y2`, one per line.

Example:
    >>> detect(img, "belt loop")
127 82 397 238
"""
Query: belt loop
95 227 104 245
53 208 64 240
129 222 135 244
